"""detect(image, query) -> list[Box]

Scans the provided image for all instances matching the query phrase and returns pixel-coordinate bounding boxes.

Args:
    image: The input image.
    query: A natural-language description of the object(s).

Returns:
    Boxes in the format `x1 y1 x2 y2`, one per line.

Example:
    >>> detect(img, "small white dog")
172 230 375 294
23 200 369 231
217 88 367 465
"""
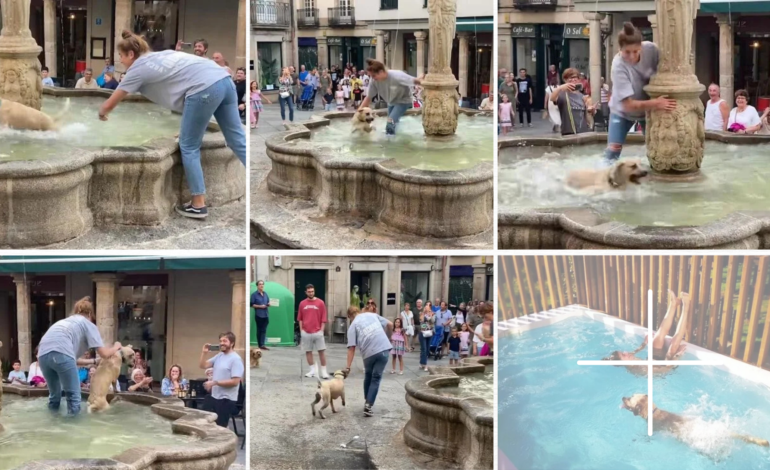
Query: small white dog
351 107 376 134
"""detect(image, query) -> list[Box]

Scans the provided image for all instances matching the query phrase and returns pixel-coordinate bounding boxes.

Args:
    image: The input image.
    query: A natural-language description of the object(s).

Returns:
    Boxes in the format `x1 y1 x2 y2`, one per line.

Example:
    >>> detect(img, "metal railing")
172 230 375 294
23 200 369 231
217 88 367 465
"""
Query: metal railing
328 7 355 27
296 8 319 28
499 255 770 371
251 0 291 28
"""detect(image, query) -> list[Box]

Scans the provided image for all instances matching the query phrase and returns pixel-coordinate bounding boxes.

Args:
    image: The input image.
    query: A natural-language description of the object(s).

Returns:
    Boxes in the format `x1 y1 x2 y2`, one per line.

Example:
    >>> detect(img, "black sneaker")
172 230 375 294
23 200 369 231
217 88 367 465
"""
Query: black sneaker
364 403 373 417
175 202 208 219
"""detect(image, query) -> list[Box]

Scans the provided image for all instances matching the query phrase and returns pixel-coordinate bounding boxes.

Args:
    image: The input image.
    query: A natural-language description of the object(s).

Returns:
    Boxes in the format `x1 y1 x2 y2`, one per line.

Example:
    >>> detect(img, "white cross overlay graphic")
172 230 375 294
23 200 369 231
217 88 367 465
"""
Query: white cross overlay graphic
577 290 722 436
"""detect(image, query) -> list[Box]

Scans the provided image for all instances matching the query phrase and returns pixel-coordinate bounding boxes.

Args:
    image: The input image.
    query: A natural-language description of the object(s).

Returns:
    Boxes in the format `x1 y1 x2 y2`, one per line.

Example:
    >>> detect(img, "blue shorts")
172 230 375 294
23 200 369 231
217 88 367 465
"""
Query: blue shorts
449 350 460 360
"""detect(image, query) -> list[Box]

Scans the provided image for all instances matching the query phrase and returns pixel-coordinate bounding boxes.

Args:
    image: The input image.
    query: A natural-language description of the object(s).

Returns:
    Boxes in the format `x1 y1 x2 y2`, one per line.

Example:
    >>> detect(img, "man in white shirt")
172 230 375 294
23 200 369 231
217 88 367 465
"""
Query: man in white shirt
75 68 100 89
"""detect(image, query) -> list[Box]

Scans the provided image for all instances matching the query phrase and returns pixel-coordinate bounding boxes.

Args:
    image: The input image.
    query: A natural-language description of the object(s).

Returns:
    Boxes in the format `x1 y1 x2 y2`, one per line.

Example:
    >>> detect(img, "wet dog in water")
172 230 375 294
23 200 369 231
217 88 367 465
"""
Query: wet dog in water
566 159 648 194
621 394 769 448
351 107 376 134
0 98 71 132
87 345 135 413
311 369 348 419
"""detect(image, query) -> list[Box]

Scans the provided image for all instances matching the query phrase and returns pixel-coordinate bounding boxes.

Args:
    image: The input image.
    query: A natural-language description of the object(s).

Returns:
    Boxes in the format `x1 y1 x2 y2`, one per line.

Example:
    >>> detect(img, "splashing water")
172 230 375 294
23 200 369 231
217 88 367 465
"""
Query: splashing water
0 96 181 162
305 114 493 171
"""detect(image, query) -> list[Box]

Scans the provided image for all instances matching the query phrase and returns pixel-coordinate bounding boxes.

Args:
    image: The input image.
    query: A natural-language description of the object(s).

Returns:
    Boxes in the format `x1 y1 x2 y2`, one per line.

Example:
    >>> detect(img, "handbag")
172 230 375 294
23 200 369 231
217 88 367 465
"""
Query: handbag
421 322 433 338
279 91 290 99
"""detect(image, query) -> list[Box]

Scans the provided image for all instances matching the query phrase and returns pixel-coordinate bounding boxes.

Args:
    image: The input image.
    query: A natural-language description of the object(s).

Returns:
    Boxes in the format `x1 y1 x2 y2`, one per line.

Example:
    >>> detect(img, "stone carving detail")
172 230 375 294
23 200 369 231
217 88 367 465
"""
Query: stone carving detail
0 0 44 110
646 96 705 173
644 0 705 176
422 0 460 137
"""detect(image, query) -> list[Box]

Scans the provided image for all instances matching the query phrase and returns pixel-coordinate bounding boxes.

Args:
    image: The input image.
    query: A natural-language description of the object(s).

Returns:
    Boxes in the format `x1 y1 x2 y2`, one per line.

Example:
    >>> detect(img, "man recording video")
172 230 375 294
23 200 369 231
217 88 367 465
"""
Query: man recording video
549 68 596 136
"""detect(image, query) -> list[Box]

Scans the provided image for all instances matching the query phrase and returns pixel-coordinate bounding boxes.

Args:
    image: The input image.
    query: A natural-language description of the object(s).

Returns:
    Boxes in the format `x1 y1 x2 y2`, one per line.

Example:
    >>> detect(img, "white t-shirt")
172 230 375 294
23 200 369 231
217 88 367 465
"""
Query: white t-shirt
727 105 761 129
28 362 44 380
473 324 486 346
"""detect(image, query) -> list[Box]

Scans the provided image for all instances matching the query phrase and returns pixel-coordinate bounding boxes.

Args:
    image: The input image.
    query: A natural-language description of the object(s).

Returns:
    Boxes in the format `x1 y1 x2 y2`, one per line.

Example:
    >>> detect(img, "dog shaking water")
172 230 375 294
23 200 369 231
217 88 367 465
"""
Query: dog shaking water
0 97 71 132
311 369 348 419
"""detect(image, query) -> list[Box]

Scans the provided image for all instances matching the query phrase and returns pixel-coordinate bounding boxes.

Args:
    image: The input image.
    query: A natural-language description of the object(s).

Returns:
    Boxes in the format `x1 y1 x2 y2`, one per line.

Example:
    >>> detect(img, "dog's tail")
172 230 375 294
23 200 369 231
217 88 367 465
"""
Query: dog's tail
732 433 770 447
52 98 71 123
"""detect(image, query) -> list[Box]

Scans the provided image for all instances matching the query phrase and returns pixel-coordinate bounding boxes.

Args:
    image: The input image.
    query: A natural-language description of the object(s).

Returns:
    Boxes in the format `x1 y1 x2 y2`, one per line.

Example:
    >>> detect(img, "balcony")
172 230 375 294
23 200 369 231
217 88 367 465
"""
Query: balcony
297 8 320 28
513 0 557 9
251 0 291 29
328 7 355 27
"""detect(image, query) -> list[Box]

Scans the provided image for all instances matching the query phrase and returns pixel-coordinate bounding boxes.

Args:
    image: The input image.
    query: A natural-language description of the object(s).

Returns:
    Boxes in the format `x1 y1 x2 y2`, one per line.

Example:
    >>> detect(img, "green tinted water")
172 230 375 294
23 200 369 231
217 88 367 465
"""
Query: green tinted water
307 114 493 171
0 396 195 469
436 371 493 404
0 96 181 162
499 142 770 227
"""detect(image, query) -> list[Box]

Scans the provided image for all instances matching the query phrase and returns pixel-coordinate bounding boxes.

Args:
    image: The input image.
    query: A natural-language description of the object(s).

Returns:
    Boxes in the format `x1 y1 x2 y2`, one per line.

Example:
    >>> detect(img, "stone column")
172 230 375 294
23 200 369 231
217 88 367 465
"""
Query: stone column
235 0 247 69
317 36 329 70
716 14 735 108
0 0 44 110
113 0 133 77
230 271 246 362
458 31 471 99
375 30 385 63
414 31 428 76
12 275 32 370
584 12 605 104
421 0 459 136
472 265 487 301
647 14 658 43
91 273 122 346
43 0 57 78
498 23 513 74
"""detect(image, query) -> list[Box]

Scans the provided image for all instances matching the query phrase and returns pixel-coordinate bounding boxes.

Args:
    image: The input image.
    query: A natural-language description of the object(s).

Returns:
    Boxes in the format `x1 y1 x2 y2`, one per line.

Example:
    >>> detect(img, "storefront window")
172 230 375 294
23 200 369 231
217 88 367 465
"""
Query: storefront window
568 39 589 76
350 271 383 311
448 268 474 308
406 39 417 77
329 45 343 69
298 47 318 71
117 280 168 380
258 42 282 90
400 272 429 311
133 1 179 52
514 39 537 83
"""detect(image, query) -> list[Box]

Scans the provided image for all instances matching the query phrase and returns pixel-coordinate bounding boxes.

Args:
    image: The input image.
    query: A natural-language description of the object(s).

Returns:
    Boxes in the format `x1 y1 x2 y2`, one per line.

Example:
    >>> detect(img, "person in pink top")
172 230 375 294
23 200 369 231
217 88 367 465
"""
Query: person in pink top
297 284 329 379
499 94 513 136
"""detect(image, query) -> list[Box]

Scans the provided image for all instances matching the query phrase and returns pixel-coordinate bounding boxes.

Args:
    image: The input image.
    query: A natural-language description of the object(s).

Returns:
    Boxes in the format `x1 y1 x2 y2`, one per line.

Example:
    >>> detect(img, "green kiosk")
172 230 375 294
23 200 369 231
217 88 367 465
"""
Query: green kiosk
250 281 295 347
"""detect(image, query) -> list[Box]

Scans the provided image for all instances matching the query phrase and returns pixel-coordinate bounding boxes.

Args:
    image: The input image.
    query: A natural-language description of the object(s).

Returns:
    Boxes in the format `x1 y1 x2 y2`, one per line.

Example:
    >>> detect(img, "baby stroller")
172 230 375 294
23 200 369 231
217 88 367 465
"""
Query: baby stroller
430 324 445 360
299 83 315 111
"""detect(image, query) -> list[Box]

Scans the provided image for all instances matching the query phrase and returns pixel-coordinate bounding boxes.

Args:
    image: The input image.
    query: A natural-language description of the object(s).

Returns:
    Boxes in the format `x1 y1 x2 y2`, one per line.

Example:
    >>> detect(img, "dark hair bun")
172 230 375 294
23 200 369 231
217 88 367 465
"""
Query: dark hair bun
623 22 636 35
121 30 133 39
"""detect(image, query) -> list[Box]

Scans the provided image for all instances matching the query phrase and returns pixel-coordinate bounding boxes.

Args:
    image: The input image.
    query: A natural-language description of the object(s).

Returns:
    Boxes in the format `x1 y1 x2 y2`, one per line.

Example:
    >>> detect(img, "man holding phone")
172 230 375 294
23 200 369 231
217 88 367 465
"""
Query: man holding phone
200 332 244 427
549 68 596 136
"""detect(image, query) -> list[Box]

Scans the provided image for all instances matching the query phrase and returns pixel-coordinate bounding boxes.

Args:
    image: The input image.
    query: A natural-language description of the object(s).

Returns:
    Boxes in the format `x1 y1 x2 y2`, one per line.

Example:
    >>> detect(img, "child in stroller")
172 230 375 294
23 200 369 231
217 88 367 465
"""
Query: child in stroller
299 81 315 111
430 323 445 360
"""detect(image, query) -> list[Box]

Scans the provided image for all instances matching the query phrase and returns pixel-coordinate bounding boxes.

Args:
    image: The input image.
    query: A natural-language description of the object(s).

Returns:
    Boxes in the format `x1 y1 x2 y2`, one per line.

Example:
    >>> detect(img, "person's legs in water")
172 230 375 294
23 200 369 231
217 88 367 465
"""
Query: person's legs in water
213 78 247 166
667 292 691 359
385 103 410 135
363 350 389 416
653 290 680 356
41 351 81 415
39 352 62 412
604 113 641 164
177 78 226 218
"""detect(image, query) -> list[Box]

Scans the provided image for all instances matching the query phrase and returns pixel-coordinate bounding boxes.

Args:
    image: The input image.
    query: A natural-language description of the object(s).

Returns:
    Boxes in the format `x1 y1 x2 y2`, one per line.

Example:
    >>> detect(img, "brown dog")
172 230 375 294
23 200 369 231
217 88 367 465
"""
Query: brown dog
311 369 348 419
566 159 648 194
87 345 135 413
351 107 376 134
622 394 769 448
0 98 70 131
250 348 262 368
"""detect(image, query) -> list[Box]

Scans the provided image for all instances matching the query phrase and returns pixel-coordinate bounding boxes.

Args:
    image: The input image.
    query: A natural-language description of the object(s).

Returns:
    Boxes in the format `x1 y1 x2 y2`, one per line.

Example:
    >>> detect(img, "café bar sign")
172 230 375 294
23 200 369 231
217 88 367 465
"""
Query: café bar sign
511 24 536 38
564 24 590 39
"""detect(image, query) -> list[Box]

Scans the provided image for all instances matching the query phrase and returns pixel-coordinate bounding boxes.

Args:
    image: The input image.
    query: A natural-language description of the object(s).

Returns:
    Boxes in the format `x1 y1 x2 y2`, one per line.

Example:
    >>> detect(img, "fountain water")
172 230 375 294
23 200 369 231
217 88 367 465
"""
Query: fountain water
644 0 705 178
0 0 43 110
421 0 460 136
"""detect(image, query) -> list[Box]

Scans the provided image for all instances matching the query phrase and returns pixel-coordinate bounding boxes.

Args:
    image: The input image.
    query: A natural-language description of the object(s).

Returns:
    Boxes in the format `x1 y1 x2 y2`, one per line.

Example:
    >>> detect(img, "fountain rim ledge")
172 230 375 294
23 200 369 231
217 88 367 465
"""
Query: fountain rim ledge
1 383 237 470
498 131 770 249
265 108 494 182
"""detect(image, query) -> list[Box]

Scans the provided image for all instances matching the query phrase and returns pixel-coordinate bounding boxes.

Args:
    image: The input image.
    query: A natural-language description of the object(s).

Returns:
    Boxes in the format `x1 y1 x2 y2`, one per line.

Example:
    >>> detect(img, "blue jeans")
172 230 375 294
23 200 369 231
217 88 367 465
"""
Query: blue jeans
604 113 647 163
39 351 82 415
279 95 294 121
419 332 429 366
386 103 412 134
363 350 390 406
180 77 246 197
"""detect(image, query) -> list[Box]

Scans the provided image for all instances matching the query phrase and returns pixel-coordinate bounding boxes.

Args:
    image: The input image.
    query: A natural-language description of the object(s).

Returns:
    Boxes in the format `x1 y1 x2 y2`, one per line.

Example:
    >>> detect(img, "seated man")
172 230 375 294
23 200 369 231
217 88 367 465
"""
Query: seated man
8 360 27 385
549 67 596 136
102 72 119 90
75 68 100 89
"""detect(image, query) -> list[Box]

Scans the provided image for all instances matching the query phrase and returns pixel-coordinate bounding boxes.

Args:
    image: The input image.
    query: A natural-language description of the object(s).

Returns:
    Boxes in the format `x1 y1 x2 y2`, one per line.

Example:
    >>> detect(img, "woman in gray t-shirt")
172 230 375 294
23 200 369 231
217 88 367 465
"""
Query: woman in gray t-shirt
37 296 123 415
98 30 246 221
345 305 393 417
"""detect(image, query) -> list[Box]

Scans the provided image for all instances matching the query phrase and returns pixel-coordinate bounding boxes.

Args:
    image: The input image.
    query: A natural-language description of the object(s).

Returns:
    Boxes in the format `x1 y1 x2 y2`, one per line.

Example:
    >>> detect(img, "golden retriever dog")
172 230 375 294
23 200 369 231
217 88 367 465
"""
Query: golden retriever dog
311 369 348 419
87 345 135 413
0 98 71 132
250 348 262 368
622 394 769 448
566 159 648 194
351 107 376 134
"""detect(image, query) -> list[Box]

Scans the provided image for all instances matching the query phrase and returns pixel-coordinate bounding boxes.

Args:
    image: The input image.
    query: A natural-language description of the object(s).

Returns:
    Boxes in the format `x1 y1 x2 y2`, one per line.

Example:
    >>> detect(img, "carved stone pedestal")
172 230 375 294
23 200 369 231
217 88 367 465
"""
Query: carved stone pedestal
422 74 460 136
0 0 44 110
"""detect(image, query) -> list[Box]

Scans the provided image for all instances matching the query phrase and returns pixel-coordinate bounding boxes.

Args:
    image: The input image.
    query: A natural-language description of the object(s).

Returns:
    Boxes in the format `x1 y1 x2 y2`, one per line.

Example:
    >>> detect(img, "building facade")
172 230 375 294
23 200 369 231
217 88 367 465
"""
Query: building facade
20 0 246 85
251 256 494 341
0 257 246 381
252 0 493 101
499 0 770 110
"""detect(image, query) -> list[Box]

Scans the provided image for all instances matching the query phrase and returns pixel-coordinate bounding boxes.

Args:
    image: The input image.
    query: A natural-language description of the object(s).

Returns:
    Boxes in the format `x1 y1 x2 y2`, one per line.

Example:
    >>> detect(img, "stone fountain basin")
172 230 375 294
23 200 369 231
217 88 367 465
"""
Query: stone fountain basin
0 88 244 248
2 384 237 470
264 109 493 238
404 356 493 470
498 132 770 249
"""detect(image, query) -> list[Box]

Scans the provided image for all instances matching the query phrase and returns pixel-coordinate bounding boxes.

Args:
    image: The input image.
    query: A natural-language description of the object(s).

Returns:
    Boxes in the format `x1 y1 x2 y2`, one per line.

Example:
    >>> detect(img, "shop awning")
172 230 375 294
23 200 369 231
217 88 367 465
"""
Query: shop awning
0 256 245 274
457 16 493 33
700 0 770 13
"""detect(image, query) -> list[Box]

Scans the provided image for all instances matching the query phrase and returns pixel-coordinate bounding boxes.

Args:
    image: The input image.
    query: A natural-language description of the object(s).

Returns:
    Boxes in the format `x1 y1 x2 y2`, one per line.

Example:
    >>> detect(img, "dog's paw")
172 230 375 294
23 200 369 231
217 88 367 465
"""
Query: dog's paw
320 413 326 419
